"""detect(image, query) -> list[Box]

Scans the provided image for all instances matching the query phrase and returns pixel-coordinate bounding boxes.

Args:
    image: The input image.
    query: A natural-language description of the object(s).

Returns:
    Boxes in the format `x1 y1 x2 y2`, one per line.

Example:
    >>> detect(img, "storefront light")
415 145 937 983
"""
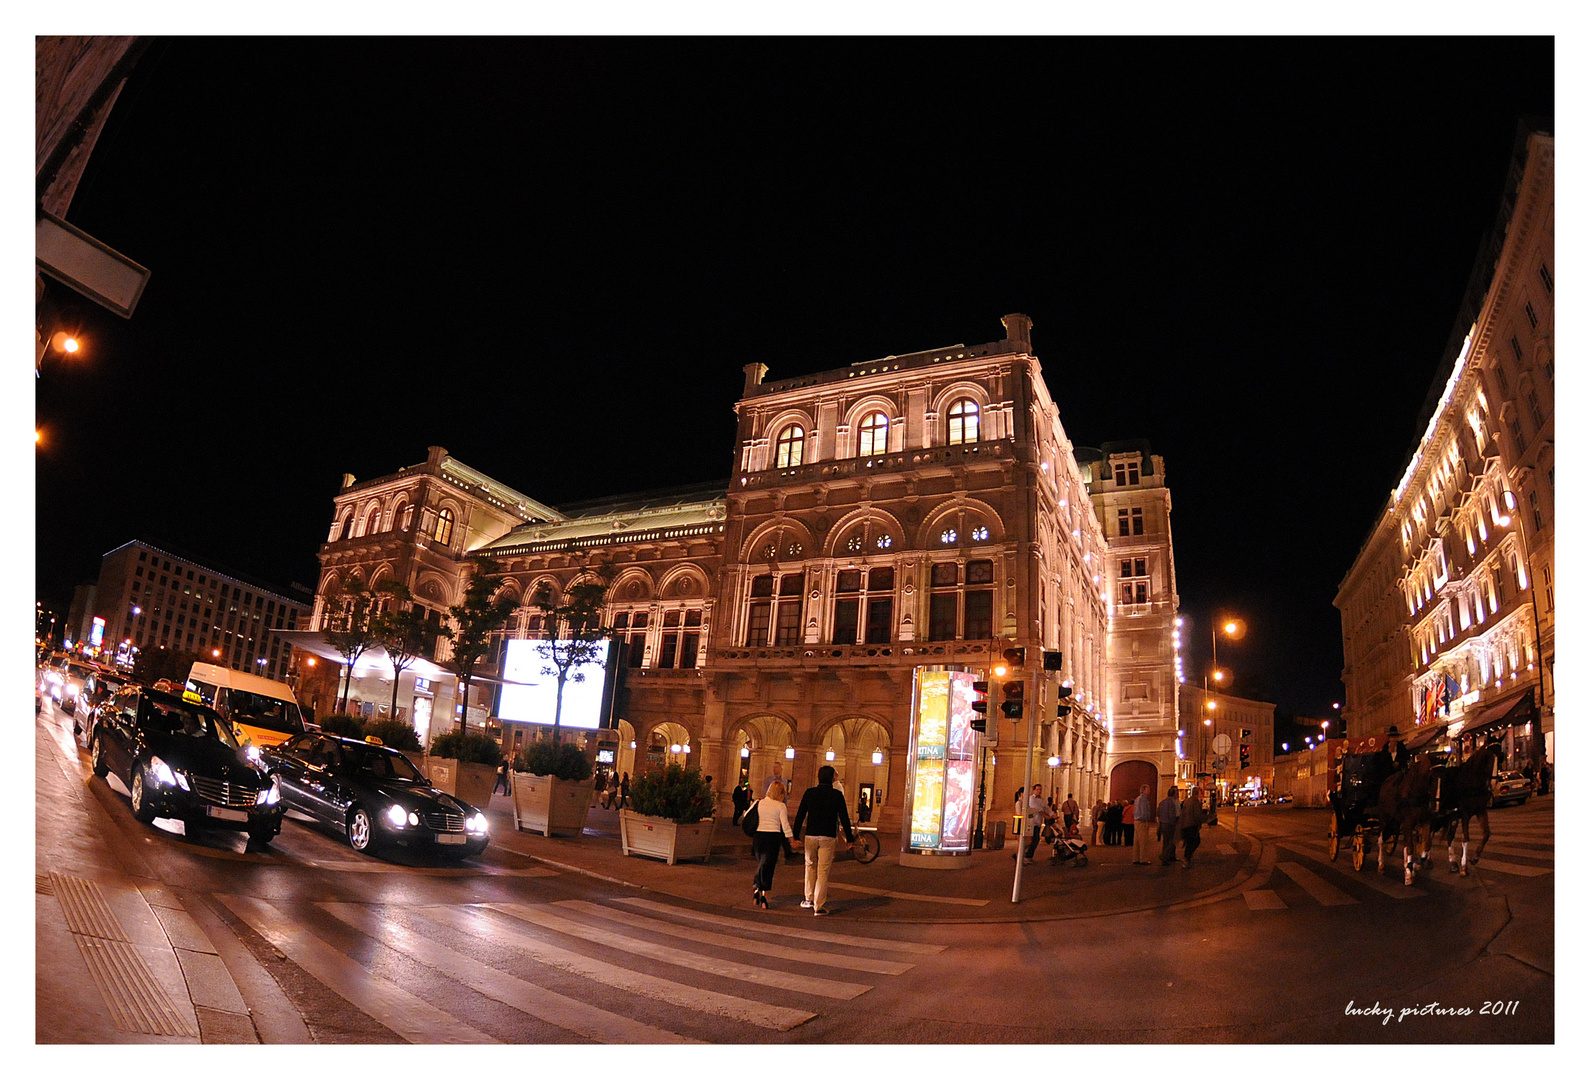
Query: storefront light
825 750 835 761
740 745 750 758
785 746 795 760
871 749 883 765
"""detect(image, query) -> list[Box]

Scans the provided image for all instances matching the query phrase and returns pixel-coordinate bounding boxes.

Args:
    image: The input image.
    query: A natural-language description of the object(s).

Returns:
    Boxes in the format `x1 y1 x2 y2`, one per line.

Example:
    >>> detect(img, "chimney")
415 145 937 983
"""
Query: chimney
743 362 768 395
1001 313 1033 352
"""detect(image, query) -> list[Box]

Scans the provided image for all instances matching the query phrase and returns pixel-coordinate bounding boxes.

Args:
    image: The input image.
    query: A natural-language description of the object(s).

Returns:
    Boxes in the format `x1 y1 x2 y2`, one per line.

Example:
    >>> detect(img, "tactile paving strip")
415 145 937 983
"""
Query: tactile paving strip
51 871 197 1038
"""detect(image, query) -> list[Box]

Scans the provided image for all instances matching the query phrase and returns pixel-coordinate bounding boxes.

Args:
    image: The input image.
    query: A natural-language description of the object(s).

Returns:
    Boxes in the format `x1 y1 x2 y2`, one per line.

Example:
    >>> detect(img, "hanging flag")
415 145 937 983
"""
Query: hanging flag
1442 674 1461 714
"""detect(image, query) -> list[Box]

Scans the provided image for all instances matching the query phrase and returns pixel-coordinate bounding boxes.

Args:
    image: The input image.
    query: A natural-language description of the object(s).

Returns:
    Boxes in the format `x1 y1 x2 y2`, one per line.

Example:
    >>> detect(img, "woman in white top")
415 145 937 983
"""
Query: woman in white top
750 780 800 909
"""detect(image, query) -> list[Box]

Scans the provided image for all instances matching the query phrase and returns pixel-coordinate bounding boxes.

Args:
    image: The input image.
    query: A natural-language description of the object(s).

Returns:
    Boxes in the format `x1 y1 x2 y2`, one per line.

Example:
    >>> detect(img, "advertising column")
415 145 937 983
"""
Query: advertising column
900 668 978 868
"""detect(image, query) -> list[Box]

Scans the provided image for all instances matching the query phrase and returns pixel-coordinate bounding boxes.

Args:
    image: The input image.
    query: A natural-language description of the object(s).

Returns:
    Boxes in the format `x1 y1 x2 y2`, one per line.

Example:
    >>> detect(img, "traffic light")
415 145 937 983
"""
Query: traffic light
970 680 989 732
1003 646 1026 668
1000 679 1024 719
1240 728 1251 739
1042 650 1064 671
1240 743 1251 768
1054 683 1072 719
1056 705 1071 718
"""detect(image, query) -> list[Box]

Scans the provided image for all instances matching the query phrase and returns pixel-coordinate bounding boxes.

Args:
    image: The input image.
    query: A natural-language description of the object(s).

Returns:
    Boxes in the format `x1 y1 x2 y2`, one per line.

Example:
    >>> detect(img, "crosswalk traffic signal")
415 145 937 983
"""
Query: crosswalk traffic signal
970 680 989 732
1000 679 1024 719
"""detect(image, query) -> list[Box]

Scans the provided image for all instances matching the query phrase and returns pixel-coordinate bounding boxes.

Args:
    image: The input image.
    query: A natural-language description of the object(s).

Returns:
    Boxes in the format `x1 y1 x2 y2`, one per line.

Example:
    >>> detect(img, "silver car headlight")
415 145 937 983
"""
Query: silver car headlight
149 755 190 791
386 803 408 828
467 812 488 835
256 776 281 806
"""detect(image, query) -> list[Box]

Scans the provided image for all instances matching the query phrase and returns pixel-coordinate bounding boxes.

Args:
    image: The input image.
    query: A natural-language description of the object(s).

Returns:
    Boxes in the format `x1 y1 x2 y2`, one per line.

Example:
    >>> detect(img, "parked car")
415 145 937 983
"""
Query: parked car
1490 770 1533 808
263 732 489 859
90 685 284 844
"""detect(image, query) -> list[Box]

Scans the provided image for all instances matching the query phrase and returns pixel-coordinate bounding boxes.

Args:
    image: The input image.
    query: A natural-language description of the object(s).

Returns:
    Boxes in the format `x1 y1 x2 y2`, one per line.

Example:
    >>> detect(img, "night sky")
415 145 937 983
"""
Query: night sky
32 36 1553 720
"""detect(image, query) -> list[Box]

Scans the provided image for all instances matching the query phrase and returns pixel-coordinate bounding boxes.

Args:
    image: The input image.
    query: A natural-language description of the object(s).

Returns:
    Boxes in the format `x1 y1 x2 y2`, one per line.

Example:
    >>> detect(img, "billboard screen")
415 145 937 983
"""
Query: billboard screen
905 669 978 854
497 638 616 730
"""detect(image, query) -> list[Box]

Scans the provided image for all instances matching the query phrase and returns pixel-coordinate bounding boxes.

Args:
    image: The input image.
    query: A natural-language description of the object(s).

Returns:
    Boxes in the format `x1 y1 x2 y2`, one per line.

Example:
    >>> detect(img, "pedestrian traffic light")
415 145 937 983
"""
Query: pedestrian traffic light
1000 680 1024 719
970 680 989 732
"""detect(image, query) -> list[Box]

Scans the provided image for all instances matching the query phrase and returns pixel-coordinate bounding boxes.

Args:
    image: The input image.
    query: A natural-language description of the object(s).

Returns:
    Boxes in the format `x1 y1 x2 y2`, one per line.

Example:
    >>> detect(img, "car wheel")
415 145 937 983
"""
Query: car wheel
90 733 109 778
129 767 156 824
248 823 278 846
346 806 375 853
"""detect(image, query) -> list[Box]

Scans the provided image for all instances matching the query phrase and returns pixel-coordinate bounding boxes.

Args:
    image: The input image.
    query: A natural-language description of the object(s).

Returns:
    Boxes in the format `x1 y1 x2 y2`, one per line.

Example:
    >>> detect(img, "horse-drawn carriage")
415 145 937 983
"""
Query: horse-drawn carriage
1326 749 1385 870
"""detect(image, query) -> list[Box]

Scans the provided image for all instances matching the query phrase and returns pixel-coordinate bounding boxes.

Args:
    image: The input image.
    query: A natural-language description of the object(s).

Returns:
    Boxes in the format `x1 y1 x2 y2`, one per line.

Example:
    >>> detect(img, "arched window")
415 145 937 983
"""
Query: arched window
947 399 980 445
359 504 381 536
775 425 805 468
857 411 889 457
434 507 455 546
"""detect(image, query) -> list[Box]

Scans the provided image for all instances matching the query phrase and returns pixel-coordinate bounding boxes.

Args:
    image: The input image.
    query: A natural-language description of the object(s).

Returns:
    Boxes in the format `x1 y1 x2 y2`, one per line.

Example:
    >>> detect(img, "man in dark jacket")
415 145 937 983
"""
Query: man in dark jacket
792 765 855 915
732 779 752 825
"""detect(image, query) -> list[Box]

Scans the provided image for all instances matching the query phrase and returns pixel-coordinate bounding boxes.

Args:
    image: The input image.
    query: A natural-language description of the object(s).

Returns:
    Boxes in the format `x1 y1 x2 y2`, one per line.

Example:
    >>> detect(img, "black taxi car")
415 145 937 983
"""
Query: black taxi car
263 733 489 859
90 685 285 844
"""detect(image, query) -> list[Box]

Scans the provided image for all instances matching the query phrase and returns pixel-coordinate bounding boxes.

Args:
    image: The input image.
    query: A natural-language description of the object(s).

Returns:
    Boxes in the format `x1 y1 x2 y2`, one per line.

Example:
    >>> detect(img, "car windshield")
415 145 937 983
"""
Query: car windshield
144 698 240 748
343 744 424 783
227 688 305 734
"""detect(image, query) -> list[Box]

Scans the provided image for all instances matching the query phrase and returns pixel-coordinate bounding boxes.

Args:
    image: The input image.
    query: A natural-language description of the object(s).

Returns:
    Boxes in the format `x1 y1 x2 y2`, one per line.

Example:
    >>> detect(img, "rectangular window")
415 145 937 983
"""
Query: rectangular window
1527 390 1544 429
963 590 993 639
1118 508 1130 537
931 562 958 588
836 570 861 593
658 634 678 669
865 598 893 644
1525 301 1538 329
833 599 860 644
966 559 993 585
929 593 958 640
1539 262 1553 293
1132 507 1145 535
746 603 771 646
774 598 802 645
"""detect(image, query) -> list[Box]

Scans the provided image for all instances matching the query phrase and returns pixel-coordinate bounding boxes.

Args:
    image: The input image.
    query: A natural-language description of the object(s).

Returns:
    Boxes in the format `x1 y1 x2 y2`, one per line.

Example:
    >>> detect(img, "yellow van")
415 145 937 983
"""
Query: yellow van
184 661 306 749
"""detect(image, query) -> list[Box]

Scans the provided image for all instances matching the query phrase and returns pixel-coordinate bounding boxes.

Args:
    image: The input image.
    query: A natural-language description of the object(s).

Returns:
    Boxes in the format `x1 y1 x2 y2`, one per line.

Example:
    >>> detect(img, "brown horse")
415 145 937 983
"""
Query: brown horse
1436 741 1504 876
1374 756 1436 885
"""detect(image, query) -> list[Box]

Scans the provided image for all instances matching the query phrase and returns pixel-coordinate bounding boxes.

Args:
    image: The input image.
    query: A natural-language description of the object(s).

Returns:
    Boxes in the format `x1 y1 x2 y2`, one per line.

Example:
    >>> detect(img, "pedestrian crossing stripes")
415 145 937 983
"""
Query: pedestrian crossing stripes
1275 861 1358 906
218 892 939 1041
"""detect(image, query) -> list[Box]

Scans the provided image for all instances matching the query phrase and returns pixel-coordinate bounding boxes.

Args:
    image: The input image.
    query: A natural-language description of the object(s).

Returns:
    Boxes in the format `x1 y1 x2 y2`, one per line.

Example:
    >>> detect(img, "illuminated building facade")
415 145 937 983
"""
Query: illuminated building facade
299 316 1179 828
1177 687 1276 799
1079 441 1182 799
89 540 309 680
1335 130 1553 769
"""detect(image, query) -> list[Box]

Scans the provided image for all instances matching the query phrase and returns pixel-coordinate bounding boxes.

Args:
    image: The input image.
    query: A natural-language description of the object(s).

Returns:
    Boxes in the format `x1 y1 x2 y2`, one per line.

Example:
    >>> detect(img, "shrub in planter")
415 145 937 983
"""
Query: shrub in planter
364 717 422 753
629 764 714 824
514 741 592 781
319 713 366 738
429 730 503 767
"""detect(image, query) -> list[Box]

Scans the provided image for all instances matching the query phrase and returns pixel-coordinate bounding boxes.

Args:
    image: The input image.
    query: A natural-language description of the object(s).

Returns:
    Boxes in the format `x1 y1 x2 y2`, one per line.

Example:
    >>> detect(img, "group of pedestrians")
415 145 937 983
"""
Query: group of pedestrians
1090 798 1138 846
745 763 854 915
1149 781 1211 869
594 771 630 809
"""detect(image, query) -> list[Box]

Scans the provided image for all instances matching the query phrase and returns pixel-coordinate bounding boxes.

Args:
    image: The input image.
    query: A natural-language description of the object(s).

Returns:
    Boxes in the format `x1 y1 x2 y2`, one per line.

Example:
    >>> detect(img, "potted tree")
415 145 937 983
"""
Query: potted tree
512 740 594 836
425 730 501 810
620 763 717 865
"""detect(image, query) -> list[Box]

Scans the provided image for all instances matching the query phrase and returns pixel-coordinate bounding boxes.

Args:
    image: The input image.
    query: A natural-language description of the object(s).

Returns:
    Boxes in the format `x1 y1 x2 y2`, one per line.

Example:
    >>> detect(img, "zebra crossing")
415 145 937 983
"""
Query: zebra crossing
1242 813 1553 912
217 890 944 1042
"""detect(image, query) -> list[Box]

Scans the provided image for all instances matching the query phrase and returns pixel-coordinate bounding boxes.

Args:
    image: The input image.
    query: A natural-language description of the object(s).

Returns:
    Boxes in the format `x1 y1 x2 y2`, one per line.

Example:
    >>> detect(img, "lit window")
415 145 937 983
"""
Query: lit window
947 399 980 445
876 534 893 549
941 529 958 545
857 411 889 457
846 536 863 552
971 525 989 542
433 508 454 546
775 425 806 468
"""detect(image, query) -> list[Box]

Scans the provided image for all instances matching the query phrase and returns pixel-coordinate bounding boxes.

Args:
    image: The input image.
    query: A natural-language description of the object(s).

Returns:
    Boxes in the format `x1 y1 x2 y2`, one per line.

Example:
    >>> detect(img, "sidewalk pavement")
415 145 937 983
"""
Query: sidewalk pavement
484 792 1267 924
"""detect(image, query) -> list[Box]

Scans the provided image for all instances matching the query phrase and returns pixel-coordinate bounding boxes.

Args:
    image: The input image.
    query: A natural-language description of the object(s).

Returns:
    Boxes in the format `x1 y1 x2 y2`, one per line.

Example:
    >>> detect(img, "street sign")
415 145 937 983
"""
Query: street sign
36 210 149 318
1211 755 1228 770
1212 733 1232 755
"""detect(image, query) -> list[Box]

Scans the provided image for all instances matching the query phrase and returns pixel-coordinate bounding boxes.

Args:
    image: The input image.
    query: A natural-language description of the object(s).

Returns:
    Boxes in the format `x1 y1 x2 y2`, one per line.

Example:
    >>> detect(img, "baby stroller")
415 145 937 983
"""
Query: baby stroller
1043 818 1089 867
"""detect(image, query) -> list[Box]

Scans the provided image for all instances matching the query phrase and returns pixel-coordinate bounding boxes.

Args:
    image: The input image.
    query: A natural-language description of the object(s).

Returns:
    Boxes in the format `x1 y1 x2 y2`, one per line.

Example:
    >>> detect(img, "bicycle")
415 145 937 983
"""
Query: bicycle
851 826 880 864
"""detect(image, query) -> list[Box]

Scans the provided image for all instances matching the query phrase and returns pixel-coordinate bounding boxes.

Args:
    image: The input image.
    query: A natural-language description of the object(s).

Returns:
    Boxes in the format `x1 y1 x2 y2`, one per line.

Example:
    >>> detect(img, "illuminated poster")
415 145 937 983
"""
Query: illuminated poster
905 669 979 855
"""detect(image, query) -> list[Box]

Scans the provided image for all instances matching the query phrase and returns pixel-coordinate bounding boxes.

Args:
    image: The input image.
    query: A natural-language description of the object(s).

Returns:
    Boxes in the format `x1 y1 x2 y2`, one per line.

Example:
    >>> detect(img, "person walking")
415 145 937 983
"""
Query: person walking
1538 761 1551 796
731 779 752 826
1061 792 1080 835
1014 783 1052 864
1179 781 1210 868
749 781 799 909
619 772 630 808
1132 784 1155 864
1157 785 1182 865
792 765 855 915
764 761 790 797
494 760 511 796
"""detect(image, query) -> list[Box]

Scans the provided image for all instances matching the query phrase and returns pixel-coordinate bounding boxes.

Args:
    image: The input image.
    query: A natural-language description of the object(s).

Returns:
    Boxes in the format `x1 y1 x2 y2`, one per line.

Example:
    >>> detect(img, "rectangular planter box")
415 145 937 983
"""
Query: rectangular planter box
619 810 717 865
512 773 593 837
424 756 498 811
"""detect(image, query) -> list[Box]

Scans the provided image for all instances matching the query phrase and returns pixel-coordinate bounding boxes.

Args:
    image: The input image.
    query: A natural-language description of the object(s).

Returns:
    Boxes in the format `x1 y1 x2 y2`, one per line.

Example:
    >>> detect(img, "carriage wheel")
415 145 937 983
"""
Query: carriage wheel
1352 826 1366 871
1327 814 1340 860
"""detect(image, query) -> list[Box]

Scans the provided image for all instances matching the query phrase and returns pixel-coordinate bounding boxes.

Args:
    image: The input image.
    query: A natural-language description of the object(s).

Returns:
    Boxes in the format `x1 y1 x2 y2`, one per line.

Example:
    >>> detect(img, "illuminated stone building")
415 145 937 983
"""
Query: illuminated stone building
1335 130 1553 769
296 316 1180 828
1078 441 1182 799
1177 687 1276 800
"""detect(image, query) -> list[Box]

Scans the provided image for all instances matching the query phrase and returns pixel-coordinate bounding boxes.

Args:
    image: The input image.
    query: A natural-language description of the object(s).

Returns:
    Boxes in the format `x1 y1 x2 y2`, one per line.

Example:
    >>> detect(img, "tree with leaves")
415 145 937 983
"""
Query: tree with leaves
371 581 435 723
321 578 382 713
528 558 615 740
439 556 515 735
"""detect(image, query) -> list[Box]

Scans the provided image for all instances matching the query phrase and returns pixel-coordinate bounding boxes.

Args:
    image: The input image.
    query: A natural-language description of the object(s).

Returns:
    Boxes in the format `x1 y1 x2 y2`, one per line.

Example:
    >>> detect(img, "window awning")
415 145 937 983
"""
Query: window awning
1449 685 1536 741
272 629 463 685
